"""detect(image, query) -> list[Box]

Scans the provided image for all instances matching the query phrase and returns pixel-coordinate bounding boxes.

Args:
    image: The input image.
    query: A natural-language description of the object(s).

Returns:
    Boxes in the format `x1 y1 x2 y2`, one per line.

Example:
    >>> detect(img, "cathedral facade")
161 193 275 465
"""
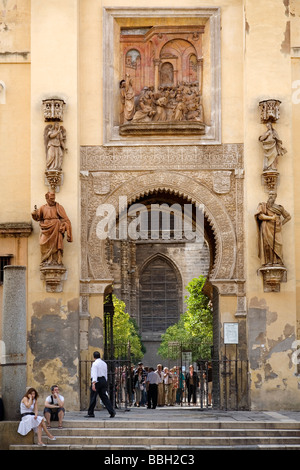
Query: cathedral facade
1 0 300 411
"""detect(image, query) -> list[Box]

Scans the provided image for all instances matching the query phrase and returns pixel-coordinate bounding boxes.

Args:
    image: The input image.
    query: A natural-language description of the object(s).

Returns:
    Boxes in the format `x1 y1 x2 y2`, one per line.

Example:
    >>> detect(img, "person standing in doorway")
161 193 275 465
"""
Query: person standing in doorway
185 365 198 406
85 351 116 418
163 367 173 405
146 367 159 409
156 364 165 406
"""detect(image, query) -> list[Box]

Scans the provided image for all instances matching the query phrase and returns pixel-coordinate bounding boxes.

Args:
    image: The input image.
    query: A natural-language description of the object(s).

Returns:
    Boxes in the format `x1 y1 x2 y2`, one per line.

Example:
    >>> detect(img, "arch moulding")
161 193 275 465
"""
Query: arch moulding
85 171 238 290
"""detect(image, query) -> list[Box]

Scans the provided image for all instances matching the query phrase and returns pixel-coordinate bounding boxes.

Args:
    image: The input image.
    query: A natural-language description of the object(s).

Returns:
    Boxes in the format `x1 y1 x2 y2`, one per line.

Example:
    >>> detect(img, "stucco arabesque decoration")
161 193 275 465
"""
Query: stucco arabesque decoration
256 100 291 292
80 143 246 316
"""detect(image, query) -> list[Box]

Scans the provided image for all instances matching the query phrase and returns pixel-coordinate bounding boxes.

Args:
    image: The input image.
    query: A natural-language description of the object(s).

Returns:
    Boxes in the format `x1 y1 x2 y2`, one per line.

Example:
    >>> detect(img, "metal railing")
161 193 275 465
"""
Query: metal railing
79 357 249 411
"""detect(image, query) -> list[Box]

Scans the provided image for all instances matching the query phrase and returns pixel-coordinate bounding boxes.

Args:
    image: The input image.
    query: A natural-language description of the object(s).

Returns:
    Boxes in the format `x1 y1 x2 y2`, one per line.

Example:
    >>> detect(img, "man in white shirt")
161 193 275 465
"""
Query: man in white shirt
146 367 159 409
85 351 115 418
44 385 65 428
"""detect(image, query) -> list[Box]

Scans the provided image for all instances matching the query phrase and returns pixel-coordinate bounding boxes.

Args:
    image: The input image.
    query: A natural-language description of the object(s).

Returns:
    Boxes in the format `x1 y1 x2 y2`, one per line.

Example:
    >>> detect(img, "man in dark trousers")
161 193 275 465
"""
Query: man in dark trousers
146 367 159 409
85 351 116 418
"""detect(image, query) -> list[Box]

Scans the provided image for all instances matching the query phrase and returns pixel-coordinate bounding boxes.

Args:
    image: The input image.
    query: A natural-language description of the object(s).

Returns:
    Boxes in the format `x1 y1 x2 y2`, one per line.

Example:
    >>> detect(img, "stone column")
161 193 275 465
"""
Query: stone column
153 59 160 91
1 266 27 420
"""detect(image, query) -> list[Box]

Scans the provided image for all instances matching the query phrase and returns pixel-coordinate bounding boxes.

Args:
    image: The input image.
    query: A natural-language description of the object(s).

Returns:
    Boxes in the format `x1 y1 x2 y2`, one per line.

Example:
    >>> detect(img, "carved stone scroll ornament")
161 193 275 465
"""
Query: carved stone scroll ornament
255 190 291 292
31 192 73 292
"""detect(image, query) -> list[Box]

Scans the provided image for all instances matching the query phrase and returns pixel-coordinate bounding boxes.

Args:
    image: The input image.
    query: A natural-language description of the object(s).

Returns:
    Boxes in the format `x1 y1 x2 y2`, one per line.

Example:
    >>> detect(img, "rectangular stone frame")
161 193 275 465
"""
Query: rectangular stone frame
102 7 221 146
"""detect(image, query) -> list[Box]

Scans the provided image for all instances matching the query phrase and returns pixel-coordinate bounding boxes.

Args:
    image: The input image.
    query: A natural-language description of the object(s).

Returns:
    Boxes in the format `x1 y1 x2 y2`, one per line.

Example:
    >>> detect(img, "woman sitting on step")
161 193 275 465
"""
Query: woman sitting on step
17 387 56 446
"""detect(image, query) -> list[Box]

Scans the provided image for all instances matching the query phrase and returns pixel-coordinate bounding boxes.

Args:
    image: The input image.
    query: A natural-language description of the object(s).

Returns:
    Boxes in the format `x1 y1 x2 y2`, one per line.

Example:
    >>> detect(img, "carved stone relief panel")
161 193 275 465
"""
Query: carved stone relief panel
119 26 205 136
102 7 221 144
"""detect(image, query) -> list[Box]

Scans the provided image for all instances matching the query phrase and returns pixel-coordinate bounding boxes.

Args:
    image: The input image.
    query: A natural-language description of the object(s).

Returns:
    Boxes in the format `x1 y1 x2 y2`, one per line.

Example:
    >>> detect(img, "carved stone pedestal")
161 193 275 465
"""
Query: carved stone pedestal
261 169 279 191
40 265 67 293
45 169 63 192
119 121 205 136
258 265 287 292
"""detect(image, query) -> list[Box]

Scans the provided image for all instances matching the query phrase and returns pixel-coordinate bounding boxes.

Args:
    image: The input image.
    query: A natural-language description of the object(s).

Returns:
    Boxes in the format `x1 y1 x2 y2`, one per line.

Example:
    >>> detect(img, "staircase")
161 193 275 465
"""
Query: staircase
9 418 300 450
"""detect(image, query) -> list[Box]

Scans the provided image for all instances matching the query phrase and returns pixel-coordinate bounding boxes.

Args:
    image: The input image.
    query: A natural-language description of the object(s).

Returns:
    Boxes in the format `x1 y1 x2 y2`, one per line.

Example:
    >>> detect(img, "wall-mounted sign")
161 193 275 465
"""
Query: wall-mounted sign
224 322 239 344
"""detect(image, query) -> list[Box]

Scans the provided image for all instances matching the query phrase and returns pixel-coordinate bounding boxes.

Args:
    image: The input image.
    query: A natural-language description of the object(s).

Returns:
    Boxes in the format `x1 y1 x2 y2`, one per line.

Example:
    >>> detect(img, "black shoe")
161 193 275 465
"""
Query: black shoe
84 414 95 418
110 412 116 418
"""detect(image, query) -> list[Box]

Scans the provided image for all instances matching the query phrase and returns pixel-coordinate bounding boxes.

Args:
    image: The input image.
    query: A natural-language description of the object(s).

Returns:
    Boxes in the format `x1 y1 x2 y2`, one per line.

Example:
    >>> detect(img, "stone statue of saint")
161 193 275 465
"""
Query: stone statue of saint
255 191 291 266
44 123 66 171
32 192 73 266
120 73 135 123
259 122 287 171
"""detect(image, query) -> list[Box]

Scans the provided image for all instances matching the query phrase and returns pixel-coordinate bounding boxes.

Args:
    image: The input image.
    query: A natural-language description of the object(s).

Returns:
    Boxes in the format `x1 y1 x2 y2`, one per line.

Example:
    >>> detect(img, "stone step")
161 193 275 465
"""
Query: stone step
47 427 300 437
9 419 300 450
61 419 300 429
10 435 300 449
10 442 300 451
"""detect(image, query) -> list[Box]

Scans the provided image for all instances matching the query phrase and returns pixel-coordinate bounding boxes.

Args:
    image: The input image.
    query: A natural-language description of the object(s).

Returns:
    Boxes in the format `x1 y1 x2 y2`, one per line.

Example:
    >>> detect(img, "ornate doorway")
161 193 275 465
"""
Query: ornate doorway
81 157 245 373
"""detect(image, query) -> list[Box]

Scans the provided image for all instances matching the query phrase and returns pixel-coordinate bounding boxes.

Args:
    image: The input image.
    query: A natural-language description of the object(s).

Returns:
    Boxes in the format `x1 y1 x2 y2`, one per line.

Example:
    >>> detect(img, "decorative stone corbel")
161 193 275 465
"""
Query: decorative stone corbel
259 99 281 123
44 169 64 193
40 265 67 293
261 169 279 192
42 98 65 122
257 266 287 293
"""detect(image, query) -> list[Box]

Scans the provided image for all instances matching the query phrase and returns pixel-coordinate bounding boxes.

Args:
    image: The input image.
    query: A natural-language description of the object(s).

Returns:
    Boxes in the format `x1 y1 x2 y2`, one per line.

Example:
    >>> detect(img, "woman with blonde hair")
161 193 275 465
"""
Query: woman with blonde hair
17 387 56 446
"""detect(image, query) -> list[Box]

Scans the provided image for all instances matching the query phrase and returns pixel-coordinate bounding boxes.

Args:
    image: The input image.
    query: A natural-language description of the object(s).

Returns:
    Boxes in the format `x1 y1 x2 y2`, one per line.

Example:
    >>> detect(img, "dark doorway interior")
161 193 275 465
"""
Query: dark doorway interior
106 190 217 366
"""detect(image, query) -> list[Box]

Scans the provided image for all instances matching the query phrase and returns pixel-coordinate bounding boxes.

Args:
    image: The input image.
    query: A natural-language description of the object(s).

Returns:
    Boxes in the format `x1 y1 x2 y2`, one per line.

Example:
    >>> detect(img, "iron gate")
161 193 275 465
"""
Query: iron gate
167 341 249 410
79 355 249 411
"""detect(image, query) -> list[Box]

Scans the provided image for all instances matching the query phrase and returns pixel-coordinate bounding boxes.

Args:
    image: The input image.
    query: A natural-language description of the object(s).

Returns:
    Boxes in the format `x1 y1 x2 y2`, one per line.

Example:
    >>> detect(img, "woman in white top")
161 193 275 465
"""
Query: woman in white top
17 387 56 446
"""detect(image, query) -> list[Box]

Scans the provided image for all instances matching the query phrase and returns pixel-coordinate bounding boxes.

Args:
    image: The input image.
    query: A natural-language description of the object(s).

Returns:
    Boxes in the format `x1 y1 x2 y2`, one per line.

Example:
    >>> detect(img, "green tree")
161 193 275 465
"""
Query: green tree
158 276 213 360
110 294 145 362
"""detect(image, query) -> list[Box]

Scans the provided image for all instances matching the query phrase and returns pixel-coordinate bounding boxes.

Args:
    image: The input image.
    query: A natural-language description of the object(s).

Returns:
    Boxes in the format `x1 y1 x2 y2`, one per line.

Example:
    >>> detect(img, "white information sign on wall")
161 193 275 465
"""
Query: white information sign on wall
224 322 239 344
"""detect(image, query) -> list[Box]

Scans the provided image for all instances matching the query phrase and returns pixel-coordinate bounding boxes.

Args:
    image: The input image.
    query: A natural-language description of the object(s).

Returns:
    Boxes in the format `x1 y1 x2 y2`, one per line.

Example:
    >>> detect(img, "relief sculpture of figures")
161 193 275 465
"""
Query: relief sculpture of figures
258 122 287 171
120 79 204 124
31 192 73 266
44 122 66 171
255 191 291 266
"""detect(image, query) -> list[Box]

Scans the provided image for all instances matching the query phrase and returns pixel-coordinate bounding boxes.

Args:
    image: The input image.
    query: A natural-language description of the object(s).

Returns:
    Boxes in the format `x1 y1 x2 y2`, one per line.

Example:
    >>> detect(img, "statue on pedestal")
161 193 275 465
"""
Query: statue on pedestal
255 191 290 267
31 192 73 266
44 122 67 171
258 122 287 172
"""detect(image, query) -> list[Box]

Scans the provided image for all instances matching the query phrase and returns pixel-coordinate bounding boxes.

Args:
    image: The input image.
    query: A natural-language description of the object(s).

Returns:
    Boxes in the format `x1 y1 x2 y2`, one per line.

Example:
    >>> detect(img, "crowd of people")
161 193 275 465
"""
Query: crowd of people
16 354 212 445
115 361 212 409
